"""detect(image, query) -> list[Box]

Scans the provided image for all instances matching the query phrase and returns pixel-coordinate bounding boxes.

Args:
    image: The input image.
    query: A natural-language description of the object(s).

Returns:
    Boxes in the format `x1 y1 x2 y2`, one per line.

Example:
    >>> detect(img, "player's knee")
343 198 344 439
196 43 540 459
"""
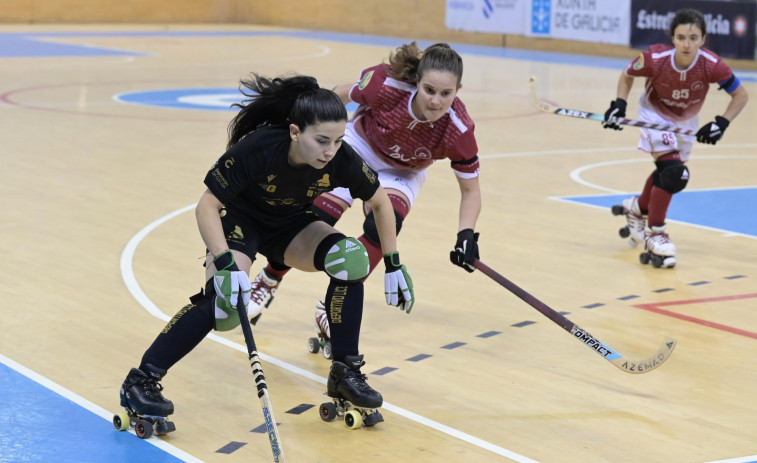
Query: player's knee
314 233 370 282
197 282 240 332
362 210 404 246
654 160 690 194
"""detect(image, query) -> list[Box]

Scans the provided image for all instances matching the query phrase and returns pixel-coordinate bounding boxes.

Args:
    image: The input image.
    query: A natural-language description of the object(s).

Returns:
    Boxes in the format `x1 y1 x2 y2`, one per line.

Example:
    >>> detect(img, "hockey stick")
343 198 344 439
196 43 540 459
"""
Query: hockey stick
473 259 676 374
237 299 286 462
528 75 696 135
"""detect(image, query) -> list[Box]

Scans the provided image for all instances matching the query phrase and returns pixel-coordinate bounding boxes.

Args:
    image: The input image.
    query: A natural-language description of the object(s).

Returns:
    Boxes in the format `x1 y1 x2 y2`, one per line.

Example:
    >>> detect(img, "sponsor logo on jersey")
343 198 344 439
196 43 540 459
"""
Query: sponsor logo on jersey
226 225 245 245
315 174 330 187
361 162 377 183
358 70 374 90
306 174 331 197
212 168 229 188
224 157 235 168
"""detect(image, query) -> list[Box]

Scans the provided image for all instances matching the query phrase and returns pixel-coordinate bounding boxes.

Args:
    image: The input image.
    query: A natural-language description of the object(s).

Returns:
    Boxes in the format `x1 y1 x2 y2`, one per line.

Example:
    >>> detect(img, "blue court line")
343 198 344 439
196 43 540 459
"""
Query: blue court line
557 187 757 239
1 29 755 80
0 354 198 463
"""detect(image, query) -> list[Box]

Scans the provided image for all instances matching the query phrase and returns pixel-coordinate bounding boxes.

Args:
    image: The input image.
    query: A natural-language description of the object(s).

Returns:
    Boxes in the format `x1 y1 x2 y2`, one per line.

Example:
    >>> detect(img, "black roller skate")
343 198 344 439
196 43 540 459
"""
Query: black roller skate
318 354 384 429
114 364 176 439
611 196 646 247
640 224 677 268
307 301 332 359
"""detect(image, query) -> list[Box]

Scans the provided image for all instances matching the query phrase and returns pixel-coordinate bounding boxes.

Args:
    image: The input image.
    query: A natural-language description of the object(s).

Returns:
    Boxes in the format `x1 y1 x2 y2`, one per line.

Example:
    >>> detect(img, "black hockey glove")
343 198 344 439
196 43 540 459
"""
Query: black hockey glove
696 116 729 145
450 229 479 273
602 98 627 130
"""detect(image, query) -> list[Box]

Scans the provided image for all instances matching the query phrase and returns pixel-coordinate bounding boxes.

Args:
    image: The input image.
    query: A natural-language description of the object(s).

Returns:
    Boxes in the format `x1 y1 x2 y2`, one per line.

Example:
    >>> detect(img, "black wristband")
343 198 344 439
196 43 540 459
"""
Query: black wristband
384 252 401 271
213 250 238 271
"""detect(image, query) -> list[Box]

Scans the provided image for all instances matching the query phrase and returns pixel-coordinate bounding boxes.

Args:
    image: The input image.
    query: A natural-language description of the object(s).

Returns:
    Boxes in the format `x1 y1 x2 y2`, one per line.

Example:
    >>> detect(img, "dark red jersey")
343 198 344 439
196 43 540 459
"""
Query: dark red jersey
349 64 479 176
625 44 734 122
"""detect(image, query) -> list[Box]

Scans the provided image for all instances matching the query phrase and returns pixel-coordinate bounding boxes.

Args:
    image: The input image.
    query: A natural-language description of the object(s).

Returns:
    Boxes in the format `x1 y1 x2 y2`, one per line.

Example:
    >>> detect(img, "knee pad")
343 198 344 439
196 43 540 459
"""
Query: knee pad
653 159 690 194
314 233 369 282
198 282 240 332
362 210 404 246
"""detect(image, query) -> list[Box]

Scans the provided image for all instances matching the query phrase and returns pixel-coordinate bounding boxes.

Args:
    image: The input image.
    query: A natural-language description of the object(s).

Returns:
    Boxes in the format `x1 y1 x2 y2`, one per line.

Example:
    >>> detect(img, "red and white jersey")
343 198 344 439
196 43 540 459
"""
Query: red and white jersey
348 64 479 176
625 44 733 122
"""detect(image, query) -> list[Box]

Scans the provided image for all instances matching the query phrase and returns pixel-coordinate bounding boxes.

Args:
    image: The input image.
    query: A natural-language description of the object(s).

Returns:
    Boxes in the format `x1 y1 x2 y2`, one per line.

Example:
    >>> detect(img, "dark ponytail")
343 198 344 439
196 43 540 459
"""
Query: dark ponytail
227 74 347 149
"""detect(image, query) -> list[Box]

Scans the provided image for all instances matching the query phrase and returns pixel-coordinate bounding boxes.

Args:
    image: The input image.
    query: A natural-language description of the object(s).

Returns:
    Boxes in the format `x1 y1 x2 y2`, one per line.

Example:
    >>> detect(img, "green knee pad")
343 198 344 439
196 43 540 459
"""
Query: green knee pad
324 237 370 282
214 295 241 331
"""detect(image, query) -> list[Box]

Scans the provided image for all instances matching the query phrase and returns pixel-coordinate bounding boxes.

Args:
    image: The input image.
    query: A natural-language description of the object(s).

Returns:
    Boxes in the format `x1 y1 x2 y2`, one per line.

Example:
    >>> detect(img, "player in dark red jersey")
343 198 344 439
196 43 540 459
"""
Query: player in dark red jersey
603 8 748 268
118 74 414 426
248 42 482 332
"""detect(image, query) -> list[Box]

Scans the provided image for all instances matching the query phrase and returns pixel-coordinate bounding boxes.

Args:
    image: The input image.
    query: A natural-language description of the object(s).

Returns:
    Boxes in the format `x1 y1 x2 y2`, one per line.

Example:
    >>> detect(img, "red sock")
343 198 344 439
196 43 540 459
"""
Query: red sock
647 186 672 227
263 264 289 280
359 193 410 274
637 174 654 214
358 235 384 274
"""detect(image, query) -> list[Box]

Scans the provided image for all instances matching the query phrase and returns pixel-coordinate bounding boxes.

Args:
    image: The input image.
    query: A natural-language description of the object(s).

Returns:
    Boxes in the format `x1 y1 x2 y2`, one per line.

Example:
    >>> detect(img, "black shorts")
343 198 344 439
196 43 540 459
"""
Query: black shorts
217 207 321 266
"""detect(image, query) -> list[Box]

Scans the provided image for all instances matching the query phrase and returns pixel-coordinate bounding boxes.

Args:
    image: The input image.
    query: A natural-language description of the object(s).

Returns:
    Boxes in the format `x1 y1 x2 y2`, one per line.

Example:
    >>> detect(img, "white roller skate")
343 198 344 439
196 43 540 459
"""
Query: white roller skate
611 196 647 247
248 269 281 325
307 301 332 359
640 224 677 268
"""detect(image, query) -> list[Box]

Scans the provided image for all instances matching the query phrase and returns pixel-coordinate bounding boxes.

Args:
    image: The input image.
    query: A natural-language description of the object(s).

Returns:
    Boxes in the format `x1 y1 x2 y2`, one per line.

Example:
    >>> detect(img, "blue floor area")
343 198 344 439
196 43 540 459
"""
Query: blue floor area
560 187 757 238
0 361 186 463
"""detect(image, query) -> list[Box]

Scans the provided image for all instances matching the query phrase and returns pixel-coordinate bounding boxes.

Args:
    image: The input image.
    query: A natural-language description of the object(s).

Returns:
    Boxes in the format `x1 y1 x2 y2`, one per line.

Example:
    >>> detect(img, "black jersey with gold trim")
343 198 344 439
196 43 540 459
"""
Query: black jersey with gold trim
204 125 379 227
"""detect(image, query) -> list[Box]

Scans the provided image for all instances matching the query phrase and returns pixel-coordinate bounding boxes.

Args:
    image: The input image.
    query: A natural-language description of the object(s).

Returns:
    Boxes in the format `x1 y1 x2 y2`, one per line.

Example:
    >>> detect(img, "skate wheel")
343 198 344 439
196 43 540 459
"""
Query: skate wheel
319 402 337 422
639 253 651 265
618 226 630 239
322 342 333 360
135 419 154 439
113 412 130 431
651 255 663 268
611 205 625 216
307 337 320 354
344 410 363 429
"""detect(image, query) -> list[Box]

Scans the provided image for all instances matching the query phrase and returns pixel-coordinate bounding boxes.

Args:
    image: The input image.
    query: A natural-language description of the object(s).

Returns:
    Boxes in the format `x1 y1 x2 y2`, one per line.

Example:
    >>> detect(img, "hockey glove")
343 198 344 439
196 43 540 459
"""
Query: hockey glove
450 229 479 273
696 116 729 145
383 252 415 313
212 250 251 312
602 98 627 130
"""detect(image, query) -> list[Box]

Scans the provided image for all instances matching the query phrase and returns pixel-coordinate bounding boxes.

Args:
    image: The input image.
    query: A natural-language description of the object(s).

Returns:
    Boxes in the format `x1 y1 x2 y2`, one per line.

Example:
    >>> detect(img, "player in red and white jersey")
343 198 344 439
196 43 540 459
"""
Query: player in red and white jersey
248 42 482 328
603 8 748 268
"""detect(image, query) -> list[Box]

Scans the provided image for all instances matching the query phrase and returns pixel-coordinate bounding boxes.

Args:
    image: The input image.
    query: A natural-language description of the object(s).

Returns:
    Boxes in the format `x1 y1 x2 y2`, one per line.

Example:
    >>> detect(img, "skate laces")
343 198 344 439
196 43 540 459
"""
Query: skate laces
250 271 278 304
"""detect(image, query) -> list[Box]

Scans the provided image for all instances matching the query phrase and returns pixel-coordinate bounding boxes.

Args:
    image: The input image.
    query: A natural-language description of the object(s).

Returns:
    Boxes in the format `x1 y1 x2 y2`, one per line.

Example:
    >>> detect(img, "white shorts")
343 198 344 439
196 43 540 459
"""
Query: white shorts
636 99 698 162
327 122 427 207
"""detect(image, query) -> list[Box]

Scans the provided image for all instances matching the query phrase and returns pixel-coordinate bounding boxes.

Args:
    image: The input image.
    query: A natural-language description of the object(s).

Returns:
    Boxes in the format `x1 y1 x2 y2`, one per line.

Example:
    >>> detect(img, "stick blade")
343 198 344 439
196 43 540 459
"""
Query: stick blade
609 337 677 374
527 75 552 113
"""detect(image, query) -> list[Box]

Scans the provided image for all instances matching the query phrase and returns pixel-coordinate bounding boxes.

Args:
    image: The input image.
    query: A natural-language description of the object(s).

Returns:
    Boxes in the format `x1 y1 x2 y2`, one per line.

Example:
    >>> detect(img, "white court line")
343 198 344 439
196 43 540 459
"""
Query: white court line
120 204 540 463
0 353 203 463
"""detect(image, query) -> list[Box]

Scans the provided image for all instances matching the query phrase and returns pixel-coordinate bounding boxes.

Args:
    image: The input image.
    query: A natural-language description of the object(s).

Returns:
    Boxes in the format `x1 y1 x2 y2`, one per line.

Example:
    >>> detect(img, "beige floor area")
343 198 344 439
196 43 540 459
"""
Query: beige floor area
1 24 756 463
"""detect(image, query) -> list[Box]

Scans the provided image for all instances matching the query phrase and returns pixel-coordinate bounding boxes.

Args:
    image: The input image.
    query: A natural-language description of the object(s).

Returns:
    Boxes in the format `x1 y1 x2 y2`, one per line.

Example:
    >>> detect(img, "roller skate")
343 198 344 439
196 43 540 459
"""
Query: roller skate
318 354 384 429
248 268 281 325
307 301 332 359
640 224 677 268
611 196 647 247
114 364 176 439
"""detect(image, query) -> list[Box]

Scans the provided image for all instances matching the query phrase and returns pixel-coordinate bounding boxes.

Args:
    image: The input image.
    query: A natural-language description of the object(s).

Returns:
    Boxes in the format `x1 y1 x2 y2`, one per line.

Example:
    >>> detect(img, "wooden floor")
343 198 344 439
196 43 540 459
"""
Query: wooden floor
1 24 756 463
